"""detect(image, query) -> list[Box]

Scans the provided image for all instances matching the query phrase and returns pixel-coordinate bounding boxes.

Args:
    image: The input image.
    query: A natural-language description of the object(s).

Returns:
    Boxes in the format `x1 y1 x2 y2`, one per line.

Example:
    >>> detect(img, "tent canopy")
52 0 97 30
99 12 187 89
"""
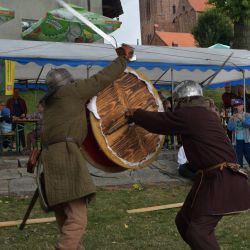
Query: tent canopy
0 39 249 89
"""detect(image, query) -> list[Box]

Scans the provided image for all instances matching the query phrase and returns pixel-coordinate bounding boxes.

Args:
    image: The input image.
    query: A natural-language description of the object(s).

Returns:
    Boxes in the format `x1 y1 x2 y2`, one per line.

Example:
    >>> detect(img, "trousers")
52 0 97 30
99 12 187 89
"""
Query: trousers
53 198 87 250
175 210 222 250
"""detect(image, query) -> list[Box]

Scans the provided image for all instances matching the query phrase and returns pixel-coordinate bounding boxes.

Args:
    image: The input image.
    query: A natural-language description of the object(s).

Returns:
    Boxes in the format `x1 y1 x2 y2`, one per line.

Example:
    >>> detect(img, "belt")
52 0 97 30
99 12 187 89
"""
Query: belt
197 162 241 175
42 137 80 149
191 162 248 208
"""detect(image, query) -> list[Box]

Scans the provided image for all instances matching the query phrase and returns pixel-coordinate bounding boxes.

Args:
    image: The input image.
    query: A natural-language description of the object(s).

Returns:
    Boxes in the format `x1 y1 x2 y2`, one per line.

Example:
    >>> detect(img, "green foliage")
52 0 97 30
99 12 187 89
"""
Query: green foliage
192 9 233 47
209 0 250 22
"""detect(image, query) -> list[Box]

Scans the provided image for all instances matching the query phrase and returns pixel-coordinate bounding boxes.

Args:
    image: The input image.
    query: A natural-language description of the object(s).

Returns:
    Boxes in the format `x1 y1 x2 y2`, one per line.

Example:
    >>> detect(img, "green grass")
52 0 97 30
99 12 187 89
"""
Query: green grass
0 185 250 250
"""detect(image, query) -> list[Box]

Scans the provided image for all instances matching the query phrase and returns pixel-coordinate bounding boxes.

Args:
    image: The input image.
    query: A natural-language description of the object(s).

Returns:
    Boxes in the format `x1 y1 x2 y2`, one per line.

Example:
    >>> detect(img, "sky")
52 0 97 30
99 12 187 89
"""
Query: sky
109 0 141 46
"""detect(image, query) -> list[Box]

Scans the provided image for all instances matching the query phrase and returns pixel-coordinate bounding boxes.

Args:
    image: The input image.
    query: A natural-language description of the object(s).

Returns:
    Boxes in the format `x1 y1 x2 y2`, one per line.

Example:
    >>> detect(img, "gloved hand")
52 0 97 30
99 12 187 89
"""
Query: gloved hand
116 44 134 61
125 109 136 124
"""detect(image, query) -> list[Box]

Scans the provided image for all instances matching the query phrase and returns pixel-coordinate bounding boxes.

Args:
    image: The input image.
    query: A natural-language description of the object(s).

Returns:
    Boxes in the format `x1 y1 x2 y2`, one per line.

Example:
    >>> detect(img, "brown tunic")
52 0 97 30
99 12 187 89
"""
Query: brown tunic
132 107 250 216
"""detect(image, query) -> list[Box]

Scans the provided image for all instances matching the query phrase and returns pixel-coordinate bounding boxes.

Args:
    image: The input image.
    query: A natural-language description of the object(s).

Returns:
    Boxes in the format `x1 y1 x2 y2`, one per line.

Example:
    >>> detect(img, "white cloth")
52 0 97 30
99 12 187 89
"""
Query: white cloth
177 146 188 165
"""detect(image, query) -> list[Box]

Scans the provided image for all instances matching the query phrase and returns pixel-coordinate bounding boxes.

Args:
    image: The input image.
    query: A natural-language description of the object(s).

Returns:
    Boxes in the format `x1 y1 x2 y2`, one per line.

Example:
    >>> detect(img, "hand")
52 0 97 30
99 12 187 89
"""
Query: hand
116 44 134 61
125 109 136 124
234 113 243 120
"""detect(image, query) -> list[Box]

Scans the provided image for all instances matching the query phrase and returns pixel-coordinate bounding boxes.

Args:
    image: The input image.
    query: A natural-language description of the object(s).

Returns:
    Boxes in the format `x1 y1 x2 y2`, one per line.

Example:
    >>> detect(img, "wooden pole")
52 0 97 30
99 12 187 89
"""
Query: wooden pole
0 217 56 228
127 202 183 214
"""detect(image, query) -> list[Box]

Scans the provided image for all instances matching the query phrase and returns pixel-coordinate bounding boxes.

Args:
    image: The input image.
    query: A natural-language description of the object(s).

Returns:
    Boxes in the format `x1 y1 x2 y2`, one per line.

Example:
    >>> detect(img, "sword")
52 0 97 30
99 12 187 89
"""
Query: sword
56 0 136 61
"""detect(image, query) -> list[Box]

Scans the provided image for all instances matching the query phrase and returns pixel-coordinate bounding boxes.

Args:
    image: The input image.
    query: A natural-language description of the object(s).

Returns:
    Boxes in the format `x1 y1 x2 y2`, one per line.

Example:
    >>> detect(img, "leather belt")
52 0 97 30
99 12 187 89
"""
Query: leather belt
197 162 241 175
42 137 80 149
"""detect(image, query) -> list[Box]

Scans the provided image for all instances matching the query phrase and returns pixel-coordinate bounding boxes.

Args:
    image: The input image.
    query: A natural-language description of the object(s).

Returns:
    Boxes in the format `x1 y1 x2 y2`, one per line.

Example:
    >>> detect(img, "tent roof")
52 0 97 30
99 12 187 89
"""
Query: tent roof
0 39 249 72
209 43 230 49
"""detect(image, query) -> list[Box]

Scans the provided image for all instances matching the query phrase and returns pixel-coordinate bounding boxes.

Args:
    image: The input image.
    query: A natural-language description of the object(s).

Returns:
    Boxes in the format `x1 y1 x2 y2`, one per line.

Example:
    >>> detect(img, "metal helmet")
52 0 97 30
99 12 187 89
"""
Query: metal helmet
173 80 203 100
40 68 74 103
45 68 73 88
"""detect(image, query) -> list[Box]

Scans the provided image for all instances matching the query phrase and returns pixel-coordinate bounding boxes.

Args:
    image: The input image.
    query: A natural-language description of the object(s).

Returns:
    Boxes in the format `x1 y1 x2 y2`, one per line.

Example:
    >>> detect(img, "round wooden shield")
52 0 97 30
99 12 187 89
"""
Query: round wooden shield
87 68 165 171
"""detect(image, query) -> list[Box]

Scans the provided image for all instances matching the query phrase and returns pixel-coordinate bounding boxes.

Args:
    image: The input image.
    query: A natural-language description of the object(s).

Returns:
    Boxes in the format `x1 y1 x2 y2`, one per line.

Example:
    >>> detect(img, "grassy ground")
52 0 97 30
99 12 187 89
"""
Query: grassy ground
0 184 250 250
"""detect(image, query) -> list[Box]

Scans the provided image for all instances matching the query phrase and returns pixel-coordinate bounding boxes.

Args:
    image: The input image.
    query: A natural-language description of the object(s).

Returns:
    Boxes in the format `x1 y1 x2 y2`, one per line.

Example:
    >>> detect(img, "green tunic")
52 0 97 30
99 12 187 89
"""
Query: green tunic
41 57 127 206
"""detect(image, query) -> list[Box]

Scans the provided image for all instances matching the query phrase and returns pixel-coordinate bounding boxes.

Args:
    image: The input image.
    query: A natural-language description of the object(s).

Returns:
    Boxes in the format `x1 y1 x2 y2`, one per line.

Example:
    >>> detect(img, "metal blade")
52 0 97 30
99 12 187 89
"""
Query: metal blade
56 0 136 61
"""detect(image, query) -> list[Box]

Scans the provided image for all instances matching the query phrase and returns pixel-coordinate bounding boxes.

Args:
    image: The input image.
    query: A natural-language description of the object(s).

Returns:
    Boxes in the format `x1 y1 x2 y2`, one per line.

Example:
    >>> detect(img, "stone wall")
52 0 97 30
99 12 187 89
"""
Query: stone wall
0 158 36 196
174 0 198 33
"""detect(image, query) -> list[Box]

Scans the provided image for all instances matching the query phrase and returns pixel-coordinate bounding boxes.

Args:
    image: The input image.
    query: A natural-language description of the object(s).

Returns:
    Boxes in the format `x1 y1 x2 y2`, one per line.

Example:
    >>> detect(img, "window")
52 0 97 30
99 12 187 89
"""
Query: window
21 18 38 32
173 5 176 14
182 5 185 11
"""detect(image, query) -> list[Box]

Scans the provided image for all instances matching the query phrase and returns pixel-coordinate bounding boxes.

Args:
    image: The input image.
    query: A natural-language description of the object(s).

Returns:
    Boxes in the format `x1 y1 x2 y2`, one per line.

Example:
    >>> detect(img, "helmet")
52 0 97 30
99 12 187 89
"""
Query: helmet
45 68 73 88
41 68 74 103
173 80 203 100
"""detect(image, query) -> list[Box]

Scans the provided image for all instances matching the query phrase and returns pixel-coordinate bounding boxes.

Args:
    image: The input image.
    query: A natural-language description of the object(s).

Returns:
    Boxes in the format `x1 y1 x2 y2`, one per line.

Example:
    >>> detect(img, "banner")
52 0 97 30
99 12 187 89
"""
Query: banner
4 60 15 95
0 59 4 94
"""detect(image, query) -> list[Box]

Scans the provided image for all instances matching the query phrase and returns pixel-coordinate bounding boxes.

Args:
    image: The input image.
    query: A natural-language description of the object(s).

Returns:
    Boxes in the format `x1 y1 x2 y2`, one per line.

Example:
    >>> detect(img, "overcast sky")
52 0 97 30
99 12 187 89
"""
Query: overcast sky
109 0 141 45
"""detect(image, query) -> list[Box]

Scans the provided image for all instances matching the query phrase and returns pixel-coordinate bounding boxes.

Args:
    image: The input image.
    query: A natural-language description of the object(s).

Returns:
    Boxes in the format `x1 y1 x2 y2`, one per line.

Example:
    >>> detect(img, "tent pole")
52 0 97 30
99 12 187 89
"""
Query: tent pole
170 67 177 149
35 66 45 104
153 68 170 85
243 69 246 111
86 65 92 79
171 68 174 108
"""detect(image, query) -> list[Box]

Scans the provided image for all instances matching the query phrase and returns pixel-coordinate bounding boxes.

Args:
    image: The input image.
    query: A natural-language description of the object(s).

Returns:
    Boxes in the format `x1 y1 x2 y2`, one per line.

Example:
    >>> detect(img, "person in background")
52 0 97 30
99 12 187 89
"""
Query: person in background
0 101 12 133
227 99 250 168
222 83 236 113
221 83 236 140
23 102 44 154
177 145 196 179
6 89 27 148
236 85 250 113
0 101 13 149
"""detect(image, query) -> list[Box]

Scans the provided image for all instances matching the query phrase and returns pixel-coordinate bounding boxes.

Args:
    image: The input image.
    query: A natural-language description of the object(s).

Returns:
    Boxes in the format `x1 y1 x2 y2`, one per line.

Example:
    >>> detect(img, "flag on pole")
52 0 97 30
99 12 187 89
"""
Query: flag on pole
4 60 15 95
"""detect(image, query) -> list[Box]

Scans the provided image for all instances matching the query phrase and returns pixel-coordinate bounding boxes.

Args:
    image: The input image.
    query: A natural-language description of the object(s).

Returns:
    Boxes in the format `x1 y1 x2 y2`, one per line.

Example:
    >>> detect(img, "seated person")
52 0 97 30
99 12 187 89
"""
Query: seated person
0 101 12 133
7 89 27 149
177 146 196 179
23 103 44 154
0 101 13 149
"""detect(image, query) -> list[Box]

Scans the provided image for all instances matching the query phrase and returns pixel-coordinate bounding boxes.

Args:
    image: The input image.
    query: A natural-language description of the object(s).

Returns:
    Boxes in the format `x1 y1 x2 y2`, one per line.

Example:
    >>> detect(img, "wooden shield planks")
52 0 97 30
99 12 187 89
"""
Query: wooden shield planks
89 68 164 170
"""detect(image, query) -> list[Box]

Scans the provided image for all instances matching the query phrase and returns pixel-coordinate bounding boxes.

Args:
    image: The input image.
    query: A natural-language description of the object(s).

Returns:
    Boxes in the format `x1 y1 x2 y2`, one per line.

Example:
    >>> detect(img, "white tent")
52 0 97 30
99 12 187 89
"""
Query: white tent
0 39 249 89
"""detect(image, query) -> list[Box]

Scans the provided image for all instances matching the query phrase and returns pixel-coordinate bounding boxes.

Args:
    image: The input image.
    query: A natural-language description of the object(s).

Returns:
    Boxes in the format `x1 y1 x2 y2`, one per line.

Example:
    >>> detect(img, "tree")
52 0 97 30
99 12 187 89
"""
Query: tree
209 0 250 49
192 9 233 48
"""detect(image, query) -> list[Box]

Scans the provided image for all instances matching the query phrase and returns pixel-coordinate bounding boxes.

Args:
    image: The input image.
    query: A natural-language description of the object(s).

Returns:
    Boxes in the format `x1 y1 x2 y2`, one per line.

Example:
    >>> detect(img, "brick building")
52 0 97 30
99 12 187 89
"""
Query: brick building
174 0 210 33
139 0 180 45
139 0 209 46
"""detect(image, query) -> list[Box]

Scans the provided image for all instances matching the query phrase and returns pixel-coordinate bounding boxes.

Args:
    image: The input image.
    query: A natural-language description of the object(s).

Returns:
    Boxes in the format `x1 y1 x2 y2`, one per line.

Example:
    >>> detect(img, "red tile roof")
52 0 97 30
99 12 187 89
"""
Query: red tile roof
188 0 210 12
156 31 197 47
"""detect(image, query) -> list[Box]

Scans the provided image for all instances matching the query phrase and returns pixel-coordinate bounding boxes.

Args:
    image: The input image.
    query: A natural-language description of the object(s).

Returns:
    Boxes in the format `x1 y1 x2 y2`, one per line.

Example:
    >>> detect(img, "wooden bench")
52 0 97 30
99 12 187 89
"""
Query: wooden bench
0 131 16 154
